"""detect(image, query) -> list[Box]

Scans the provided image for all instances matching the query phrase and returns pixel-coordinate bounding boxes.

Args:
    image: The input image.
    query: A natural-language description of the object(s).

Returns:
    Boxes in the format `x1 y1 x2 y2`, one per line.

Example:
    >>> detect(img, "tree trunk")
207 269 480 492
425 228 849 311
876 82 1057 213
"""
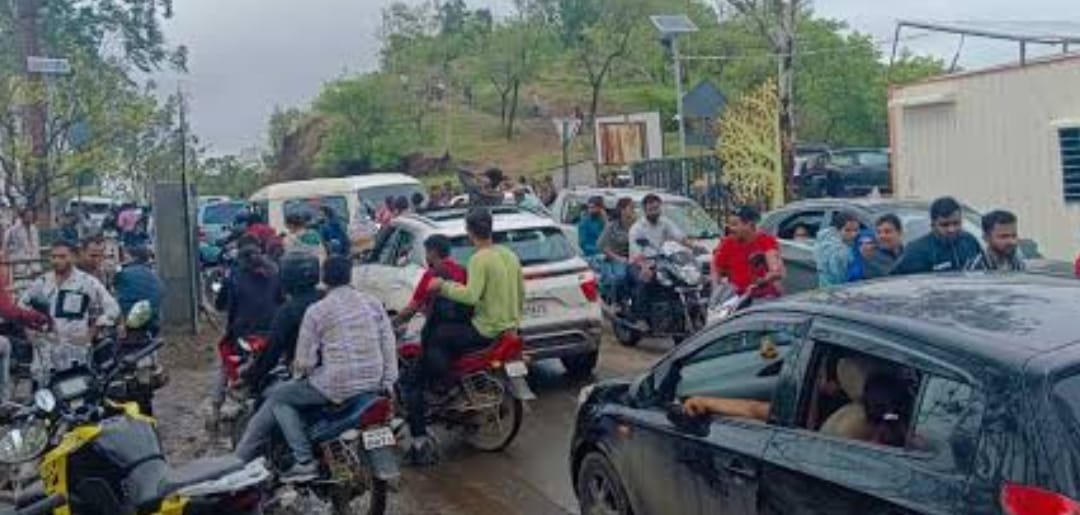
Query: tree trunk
588 79 602 128
499 90 509 126
506 79 520 141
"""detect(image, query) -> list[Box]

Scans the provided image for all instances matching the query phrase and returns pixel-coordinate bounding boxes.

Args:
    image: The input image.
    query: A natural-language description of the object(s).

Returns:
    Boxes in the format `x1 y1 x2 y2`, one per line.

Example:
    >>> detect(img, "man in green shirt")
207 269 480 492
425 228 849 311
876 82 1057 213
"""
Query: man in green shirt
428 208 525 350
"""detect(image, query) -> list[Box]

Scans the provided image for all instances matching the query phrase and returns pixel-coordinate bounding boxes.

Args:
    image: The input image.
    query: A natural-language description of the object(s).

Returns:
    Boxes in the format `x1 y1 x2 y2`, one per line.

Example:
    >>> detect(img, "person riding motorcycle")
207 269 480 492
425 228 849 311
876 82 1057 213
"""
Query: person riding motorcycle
594 197 635 304
19 239 120 376
223 208 281 257
234 256 398 482
282 210 326 263
210 238 283 424
627 194 703 331
0 267 51 401
113 244 164 335
241 251 322 395
417 208 525 464
711 205 785 301
394 235 469 465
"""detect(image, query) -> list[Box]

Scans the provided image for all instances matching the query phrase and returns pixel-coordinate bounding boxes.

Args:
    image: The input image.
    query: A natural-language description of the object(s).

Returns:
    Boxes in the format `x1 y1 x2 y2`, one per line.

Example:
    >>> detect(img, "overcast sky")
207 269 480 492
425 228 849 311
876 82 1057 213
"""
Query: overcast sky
158 0 1079 155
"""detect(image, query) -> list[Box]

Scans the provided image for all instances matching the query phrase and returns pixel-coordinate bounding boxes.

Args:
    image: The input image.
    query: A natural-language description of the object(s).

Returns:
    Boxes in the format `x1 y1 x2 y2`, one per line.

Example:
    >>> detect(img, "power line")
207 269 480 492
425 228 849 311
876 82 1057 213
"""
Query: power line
677 31 936 62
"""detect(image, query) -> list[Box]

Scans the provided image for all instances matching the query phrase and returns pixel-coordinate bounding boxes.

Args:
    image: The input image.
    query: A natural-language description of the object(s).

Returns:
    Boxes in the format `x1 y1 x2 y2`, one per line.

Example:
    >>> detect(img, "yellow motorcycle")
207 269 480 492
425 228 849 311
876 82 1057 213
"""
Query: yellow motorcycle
0 304 271 515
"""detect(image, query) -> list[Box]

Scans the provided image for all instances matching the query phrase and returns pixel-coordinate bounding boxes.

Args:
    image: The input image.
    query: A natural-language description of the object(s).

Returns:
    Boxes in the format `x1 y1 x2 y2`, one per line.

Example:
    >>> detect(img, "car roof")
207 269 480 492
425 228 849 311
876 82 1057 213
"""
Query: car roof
395 206 560 237
774 197 961 214
768 273 1080 366
248 173 420 201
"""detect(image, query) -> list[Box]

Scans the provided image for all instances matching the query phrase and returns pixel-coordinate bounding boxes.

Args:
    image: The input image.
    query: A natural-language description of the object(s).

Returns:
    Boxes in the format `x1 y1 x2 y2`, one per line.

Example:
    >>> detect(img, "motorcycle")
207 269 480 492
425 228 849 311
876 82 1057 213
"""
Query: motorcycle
605 240 710 346
228 365 399 515
0 339 271 515
95 301 169 415
706 281 755 325
394 325 535 452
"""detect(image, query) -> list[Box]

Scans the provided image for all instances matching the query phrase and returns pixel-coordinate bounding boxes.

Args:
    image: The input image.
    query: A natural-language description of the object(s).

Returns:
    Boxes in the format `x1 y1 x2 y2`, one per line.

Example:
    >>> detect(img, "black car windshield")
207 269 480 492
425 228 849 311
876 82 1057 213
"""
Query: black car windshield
450 227 575 267
665 201 721 239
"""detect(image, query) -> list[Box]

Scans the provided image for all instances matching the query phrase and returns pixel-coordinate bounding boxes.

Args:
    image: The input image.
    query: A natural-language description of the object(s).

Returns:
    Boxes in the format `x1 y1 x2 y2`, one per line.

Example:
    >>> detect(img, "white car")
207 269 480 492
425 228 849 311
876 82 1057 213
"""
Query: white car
353 205 604 377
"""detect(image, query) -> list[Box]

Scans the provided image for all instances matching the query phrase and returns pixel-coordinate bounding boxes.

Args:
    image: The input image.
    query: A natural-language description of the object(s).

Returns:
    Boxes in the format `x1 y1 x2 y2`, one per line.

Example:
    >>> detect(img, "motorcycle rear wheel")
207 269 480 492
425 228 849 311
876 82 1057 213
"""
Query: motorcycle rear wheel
463 391 523 452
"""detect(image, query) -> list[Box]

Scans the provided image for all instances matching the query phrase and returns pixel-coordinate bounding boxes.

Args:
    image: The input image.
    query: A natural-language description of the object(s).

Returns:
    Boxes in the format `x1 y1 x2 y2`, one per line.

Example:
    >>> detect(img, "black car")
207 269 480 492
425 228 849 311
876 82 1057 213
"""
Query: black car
759 198 1056 294
571 274 1080 515
796 148 891 199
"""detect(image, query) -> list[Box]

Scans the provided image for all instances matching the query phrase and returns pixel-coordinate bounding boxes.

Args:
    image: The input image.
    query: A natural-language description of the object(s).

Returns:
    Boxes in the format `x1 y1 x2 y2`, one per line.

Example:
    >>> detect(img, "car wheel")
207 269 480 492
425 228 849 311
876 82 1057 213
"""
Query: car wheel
576 452 633 515
562 351 599 379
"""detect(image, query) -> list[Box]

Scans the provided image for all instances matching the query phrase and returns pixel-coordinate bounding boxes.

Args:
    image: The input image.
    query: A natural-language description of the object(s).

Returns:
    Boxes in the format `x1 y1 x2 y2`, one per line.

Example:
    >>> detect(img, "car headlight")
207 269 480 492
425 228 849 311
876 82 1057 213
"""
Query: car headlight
0 419 49 464
577 384 596 406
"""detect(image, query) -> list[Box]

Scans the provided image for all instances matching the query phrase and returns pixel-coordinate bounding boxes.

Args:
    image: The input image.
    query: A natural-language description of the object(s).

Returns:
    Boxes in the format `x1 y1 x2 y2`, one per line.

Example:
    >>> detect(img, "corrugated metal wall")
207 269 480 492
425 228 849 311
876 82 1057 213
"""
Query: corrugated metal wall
891 55 1080 260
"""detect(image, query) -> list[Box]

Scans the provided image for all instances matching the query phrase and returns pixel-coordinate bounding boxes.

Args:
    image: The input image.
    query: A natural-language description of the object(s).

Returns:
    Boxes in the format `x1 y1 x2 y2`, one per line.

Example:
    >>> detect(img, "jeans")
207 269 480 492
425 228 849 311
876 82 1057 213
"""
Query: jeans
402 322 492 438
629 264 654 321
235 379 329 464
0 337 9 401
588 257 629 302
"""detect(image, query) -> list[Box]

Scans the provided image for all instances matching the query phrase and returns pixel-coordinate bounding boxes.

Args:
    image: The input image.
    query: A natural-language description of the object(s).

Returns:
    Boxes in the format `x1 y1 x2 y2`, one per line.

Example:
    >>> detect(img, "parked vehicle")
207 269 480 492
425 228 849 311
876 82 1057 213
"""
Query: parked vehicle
0 339 270 515
572 273 1080 515
248 174 424 236
605 240 709 346
549 188 722 272
64 196 121 231
197 200 247 250
228 365 399 515
395 327 535 451
759 197 1053 293
796 148 890 199
354 205 604 377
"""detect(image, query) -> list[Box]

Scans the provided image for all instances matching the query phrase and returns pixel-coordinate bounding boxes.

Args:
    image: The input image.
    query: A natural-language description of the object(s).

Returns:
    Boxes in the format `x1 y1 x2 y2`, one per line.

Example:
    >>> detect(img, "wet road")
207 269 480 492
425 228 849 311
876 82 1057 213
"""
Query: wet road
156 330 673 515
399 336 671 515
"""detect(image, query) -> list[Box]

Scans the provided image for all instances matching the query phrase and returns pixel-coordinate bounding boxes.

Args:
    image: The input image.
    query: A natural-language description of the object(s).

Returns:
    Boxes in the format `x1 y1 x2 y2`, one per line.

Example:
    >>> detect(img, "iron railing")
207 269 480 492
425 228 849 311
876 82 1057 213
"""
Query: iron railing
631 155 730 220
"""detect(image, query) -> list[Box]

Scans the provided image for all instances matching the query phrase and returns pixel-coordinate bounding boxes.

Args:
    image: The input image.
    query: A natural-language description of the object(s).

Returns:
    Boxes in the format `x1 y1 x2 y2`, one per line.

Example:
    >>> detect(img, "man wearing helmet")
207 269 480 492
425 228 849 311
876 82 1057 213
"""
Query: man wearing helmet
242 252 322 394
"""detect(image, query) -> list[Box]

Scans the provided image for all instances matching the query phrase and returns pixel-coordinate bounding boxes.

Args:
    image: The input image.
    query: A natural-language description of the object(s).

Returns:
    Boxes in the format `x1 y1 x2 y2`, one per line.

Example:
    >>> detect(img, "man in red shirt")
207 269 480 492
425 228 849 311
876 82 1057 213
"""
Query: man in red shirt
712 206 785 299
395 234 469 464
0 271 51 400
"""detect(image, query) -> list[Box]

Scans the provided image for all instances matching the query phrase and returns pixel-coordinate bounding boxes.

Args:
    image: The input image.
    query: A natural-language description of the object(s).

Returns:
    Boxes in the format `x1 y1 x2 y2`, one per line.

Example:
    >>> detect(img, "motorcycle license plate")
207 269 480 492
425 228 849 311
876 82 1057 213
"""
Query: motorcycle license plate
362 427 396 450
505 361 528 377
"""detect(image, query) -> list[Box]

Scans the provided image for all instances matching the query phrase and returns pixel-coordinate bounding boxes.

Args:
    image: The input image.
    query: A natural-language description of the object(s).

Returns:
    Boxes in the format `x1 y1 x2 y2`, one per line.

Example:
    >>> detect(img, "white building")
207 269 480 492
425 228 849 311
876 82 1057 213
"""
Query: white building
889 53 1080 260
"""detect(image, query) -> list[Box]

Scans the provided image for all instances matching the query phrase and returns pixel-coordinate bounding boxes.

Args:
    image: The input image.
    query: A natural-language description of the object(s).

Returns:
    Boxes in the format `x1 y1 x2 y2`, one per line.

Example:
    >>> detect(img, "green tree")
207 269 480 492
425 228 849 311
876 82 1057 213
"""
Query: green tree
199 153 263 198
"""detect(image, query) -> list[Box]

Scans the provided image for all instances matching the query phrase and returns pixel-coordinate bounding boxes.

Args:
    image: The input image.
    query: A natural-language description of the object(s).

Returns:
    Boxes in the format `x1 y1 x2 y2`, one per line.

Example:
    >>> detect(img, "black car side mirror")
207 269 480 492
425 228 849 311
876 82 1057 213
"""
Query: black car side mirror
665 402 710 438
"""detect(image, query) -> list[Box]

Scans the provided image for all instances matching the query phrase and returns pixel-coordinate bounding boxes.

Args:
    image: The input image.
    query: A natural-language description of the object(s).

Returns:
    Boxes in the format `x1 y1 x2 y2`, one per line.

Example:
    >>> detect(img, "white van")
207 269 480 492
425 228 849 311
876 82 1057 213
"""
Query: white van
248 174 425 233
65 196 122 230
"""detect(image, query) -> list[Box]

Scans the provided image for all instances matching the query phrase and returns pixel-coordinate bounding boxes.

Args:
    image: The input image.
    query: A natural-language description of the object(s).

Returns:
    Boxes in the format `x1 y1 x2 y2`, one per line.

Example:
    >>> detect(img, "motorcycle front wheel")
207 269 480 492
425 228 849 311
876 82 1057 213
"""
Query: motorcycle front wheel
463 390 523 452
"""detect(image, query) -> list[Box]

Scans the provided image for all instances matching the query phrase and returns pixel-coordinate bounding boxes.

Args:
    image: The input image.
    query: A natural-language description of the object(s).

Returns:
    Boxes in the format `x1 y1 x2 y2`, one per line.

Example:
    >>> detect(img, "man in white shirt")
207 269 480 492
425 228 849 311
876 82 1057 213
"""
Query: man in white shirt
20 240 120 375
626 194 699 331
4 208 42 289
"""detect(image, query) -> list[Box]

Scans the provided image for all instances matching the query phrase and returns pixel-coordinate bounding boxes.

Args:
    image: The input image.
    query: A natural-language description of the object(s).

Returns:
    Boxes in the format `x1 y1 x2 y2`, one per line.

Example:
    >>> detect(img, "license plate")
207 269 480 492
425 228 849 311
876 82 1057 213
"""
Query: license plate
524 302 547 317
362 427 396 450
505 361 528 377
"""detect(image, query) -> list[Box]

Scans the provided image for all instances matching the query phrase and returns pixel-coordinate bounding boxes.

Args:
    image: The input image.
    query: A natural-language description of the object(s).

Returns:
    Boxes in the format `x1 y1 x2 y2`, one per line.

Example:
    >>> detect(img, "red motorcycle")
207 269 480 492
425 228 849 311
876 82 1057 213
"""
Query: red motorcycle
396 329 535 452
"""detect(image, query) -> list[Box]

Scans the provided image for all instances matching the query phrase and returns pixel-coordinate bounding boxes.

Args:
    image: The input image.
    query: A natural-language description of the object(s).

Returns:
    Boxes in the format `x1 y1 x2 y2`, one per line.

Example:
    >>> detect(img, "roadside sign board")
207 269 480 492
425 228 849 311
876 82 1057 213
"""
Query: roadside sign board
27 57 72 75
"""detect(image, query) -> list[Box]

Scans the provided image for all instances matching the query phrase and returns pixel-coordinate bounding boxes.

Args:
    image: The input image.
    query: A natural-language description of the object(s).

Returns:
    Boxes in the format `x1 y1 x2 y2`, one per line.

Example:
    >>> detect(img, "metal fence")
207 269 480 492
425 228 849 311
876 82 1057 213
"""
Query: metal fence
631 155 730 220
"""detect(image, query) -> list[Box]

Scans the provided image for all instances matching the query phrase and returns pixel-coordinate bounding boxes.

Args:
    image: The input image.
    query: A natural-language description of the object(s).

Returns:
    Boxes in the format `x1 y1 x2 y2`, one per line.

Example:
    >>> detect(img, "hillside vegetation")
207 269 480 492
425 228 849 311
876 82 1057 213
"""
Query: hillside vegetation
262 0 945 184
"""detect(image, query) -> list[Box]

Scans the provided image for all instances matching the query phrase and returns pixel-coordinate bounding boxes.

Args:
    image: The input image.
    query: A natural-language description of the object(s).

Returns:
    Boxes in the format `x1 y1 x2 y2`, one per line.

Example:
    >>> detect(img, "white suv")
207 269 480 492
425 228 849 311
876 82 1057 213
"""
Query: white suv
353 206 603 377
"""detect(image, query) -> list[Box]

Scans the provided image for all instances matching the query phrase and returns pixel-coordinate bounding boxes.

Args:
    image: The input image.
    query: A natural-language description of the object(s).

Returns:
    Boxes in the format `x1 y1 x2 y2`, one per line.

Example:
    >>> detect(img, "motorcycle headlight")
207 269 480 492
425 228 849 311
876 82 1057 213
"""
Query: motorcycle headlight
0 419 49 464
126 300 153 329
34 389 56 414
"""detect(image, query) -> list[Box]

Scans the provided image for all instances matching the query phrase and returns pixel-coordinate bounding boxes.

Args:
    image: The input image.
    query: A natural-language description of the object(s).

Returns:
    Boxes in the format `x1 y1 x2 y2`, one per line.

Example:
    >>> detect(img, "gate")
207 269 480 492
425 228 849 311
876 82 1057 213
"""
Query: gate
630 155 730 219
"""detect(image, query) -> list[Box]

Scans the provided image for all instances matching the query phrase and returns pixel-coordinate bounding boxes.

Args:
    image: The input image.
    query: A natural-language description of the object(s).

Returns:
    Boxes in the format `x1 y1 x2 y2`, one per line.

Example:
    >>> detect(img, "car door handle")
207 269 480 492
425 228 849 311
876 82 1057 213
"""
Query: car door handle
722 458 757 480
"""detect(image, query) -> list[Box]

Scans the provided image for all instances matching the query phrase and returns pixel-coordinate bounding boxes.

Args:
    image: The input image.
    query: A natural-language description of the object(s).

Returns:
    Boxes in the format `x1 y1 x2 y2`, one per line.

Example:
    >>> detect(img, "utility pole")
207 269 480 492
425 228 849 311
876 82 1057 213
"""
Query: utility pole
15 0 49 219
673 37 687 157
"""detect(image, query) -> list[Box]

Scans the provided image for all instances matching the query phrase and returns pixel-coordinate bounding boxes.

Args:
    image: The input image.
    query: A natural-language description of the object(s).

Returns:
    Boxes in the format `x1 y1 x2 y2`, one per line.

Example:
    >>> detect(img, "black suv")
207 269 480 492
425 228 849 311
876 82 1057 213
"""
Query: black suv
571 273 1080 515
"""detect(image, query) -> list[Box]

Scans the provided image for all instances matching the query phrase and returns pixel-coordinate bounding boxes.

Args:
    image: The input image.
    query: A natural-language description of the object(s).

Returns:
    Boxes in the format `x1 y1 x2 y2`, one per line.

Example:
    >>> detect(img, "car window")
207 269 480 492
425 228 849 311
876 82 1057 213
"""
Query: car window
201 202 245 225
674 326 799 406
450 227 575 267
798 343 922 449
374 229 403 265
775 210 826 240
564 198 586 224
665 201 721 239
283 195 349 224
1052 373 1080 430
909 376 982 466
857 152 889 167
357 184 424 211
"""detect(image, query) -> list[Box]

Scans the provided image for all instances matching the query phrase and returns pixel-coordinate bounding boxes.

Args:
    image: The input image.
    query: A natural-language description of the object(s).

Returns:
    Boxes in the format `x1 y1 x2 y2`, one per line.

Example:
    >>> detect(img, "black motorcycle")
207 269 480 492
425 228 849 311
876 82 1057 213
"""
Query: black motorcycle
605 239 709 346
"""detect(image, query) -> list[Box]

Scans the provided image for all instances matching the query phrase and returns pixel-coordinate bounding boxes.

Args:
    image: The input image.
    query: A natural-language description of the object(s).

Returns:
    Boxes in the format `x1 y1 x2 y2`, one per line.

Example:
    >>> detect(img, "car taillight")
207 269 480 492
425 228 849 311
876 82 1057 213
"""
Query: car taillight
579 273 599 303
1001 483 1080 515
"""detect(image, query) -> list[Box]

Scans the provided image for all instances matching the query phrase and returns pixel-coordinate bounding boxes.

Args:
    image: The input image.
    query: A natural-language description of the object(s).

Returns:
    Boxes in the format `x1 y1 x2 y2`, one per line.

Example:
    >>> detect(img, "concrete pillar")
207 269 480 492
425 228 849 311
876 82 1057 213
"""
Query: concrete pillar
153 182 198 334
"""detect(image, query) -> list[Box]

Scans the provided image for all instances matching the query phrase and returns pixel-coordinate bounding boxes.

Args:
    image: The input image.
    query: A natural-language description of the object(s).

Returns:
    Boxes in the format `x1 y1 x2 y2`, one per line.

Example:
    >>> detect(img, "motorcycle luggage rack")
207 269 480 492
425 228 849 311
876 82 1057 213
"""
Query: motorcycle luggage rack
458 372 504 411
319 432 366 486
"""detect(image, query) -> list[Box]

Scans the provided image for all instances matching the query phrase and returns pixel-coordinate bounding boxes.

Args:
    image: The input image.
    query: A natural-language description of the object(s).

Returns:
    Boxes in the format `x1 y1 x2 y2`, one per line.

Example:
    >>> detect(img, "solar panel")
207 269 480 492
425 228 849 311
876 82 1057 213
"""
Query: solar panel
650 15 699 35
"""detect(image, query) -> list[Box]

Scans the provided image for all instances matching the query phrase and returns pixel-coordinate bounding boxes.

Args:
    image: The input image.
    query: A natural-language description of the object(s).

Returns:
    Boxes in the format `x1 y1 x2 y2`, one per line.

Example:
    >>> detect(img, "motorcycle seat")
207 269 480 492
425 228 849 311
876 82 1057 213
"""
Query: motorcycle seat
305 393 379 443
160 455 246 497
450 333 524 377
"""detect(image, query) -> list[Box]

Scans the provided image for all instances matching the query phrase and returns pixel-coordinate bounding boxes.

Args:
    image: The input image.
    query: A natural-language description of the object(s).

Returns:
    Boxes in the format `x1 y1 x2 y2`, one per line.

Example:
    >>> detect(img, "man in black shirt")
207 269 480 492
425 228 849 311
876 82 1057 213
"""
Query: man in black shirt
892 196 982 275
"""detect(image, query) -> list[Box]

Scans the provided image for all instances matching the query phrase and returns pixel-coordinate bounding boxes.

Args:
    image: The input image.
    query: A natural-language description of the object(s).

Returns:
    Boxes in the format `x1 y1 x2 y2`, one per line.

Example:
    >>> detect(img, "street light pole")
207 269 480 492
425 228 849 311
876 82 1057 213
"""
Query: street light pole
672 37 687 157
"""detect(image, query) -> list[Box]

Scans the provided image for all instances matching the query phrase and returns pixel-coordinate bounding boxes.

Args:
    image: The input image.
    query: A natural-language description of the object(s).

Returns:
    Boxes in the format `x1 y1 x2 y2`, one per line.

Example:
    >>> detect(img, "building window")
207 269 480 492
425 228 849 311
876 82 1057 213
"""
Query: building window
1061 127 1080 202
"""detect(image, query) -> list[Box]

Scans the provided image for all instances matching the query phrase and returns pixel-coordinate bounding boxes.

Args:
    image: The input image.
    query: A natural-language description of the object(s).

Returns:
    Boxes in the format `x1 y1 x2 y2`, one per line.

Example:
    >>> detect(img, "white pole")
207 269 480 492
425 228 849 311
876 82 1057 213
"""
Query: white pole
673 37 687 157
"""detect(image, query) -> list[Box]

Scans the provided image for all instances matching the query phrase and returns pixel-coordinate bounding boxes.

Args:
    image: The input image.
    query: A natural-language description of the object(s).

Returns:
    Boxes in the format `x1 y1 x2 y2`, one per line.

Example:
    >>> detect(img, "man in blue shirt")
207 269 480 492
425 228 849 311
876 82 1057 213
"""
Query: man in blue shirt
114 245 164 333
577 196 606 257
